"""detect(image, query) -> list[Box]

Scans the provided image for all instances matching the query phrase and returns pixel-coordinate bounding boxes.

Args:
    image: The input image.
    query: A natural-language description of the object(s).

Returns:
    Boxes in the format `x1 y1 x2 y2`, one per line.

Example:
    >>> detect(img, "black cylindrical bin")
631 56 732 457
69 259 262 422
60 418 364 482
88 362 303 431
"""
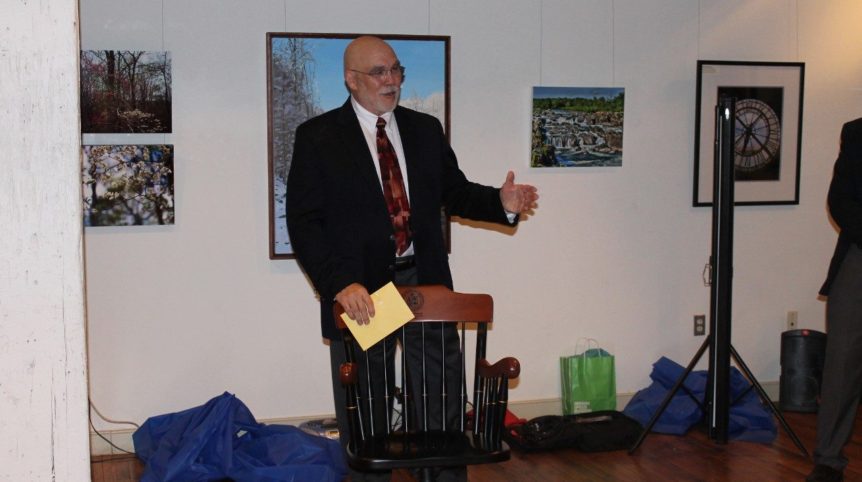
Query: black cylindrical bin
779 329 826 412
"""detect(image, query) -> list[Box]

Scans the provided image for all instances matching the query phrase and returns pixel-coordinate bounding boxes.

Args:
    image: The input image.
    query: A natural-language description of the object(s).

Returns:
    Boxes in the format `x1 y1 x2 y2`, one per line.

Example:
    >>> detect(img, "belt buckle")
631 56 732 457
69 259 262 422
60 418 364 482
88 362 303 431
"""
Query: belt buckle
394 256 414 271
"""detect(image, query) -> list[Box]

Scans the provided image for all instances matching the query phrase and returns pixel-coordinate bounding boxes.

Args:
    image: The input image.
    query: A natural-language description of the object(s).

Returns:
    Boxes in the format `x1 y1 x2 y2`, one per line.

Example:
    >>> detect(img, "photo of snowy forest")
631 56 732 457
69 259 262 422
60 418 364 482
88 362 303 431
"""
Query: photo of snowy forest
267 34 449 258
80 50 172 133
82 145 175 227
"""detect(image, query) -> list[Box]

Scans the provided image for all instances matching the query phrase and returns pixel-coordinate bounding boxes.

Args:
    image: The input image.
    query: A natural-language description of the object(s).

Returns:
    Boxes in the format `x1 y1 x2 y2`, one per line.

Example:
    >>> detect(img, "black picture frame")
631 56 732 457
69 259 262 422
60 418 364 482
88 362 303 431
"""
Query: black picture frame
266 32 451 259
693 60 804 206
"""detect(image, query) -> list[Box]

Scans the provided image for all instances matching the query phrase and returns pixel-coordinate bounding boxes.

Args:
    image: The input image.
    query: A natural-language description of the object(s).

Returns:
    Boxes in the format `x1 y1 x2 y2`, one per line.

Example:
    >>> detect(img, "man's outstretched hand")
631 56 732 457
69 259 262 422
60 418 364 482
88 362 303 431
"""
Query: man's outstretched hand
500 171 539 214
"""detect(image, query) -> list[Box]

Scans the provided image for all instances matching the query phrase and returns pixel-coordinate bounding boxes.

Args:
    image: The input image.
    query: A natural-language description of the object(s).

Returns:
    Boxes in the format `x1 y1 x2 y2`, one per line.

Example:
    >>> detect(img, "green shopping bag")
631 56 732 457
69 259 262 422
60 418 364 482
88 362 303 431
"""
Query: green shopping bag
560 338 616 415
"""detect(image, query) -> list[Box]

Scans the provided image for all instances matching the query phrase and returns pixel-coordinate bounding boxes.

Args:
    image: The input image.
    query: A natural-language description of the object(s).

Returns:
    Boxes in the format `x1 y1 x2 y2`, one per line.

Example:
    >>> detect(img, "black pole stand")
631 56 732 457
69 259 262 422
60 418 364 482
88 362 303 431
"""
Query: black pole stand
629 97 808 457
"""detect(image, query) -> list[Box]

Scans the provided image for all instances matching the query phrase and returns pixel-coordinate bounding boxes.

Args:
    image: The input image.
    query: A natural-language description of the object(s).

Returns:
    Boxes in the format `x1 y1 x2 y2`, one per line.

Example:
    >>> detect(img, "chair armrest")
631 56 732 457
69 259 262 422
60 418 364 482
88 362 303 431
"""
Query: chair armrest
477 357 520 379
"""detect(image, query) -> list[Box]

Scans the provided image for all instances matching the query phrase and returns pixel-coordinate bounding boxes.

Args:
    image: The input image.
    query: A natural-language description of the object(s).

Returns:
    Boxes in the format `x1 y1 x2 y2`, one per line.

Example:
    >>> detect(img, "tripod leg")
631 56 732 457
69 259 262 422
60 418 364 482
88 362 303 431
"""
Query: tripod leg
629 337 711 455
730 344 810 458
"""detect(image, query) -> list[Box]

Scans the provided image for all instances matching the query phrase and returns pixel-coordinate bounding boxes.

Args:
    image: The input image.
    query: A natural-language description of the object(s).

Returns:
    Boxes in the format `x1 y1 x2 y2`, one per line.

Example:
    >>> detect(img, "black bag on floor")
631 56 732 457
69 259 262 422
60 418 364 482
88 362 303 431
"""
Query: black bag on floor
504 410 643 453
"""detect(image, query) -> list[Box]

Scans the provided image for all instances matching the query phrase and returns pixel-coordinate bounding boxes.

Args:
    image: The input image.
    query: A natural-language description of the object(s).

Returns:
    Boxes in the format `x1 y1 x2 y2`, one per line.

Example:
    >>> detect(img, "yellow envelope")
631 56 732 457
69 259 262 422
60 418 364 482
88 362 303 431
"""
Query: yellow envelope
340 282 415 351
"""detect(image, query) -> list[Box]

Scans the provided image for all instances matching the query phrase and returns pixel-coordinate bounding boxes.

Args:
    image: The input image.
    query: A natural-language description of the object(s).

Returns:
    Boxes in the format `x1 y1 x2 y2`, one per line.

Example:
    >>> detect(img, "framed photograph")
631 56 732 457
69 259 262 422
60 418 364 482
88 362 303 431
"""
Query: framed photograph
82 145 175 226
531 86 624 168
80 50 172 133
693 60 804 206
267 33 450 259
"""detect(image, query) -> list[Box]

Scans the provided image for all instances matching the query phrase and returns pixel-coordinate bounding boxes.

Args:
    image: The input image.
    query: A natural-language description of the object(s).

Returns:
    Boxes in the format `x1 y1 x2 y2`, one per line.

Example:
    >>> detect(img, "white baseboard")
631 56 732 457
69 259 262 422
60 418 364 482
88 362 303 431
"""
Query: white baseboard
506 381 779 420
505 392 638 420
90 381 780 456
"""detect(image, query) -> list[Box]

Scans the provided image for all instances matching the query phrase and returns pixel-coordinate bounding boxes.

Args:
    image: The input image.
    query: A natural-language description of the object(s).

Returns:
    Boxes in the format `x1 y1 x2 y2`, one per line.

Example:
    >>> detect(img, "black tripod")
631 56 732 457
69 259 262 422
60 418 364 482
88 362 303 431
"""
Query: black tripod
627 333 808 456
629 97 807 456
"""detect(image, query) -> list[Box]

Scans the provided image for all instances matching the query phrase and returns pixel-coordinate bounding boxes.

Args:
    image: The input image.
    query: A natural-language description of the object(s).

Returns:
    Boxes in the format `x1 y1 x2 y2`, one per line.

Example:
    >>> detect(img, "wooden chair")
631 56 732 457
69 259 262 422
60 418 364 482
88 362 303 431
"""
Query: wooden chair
334 285 520 479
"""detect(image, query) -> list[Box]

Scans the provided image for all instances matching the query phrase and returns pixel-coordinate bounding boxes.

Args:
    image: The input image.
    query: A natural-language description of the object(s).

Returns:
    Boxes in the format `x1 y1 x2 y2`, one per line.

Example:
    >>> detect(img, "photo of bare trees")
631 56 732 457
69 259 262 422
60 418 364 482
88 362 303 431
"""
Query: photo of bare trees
80 50 172 133
82 145 174 226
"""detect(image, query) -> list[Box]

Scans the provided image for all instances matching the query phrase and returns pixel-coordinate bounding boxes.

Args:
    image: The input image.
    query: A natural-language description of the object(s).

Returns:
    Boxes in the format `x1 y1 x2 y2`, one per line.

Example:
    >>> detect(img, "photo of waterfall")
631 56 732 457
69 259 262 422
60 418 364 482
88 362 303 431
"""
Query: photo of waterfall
531 86 624 168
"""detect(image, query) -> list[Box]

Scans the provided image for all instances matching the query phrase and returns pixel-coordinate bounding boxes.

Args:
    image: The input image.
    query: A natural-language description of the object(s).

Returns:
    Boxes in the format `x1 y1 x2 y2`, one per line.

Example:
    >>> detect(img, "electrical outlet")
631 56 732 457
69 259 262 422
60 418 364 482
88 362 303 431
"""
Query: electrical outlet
693 314 706 336
787 311 798 330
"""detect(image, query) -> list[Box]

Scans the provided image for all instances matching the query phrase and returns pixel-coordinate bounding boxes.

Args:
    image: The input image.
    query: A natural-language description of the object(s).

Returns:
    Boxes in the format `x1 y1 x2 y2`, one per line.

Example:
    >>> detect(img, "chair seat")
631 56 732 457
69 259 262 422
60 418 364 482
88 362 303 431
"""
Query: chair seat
347 430 510 471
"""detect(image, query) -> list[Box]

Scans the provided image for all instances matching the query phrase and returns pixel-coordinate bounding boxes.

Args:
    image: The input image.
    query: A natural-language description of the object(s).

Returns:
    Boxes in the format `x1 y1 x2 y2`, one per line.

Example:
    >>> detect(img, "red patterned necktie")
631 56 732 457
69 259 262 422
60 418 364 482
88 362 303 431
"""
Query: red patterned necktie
376 117 412 256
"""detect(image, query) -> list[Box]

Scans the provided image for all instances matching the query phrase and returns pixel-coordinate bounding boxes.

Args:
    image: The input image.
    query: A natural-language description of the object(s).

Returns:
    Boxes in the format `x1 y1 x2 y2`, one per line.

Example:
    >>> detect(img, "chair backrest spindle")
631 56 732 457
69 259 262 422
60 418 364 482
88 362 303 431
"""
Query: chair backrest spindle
439 325 447 431
459 323 467 432
363 349 375 437
382 337 391 434
401 324 409 433
421 323 428 431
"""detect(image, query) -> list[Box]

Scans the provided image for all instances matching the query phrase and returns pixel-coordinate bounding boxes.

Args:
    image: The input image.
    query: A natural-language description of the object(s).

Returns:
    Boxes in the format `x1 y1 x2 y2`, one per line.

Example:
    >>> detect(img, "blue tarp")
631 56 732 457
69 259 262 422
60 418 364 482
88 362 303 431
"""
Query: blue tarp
133 392 348 482
623 357 777 443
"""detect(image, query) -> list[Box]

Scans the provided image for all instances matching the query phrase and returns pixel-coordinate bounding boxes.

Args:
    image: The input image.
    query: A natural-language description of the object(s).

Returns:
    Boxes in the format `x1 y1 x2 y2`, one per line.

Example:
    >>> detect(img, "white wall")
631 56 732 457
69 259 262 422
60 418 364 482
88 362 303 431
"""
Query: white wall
0 1 90 479
82 0 862 432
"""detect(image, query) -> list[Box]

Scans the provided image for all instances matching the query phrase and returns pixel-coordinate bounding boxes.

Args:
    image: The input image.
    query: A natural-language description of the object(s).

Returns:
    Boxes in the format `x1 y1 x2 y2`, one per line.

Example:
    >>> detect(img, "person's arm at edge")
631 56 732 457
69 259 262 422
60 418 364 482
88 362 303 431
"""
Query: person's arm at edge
828 122 862 246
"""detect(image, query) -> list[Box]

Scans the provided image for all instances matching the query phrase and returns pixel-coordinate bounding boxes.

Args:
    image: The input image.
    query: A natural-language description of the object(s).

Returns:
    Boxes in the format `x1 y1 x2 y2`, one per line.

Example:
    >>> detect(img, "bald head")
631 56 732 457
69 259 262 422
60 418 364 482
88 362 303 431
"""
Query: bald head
343 36 402 115
343 36 395 72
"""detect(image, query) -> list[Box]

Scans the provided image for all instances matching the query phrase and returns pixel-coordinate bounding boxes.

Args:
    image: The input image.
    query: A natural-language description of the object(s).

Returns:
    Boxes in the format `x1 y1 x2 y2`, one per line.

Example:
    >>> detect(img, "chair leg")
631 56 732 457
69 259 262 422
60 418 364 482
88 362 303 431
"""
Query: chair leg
420 467 434 482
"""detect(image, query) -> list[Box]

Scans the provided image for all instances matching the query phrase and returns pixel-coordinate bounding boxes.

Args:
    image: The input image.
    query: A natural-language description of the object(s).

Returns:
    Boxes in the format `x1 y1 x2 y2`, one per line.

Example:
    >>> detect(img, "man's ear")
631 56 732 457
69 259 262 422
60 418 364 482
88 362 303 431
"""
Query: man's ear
344 71 357 91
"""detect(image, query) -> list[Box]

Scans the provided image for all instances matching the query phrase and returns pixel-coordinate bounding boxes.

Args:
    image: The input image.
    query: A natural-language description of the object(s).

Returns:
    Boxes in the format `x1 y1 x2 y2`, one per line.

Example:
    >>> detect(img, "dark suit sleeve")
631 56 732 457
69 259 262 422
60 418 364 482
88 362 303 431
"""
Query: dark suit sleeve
828 122 862 246
286 122 358 301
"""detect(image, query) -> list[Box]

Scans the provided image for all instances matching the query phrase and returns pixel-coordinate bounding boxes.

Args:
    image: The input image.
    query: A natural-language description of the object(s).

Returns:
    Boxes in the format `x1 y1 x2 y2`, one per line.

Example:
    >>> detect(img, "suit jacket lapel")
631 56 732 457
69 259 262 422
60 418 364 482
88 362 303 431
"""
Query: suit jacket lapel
336 99 384 198
394 107 420 199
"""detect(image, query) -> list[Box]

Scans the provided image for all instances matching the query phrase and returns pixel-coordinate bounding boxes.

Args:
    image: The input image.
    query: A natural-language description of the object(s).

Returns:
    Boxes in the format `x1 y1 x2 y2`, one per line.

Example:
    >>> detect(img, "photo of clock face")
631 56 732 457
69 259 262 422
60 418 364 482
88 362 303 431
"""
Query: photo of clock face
734 98 781 171
717 86 784 182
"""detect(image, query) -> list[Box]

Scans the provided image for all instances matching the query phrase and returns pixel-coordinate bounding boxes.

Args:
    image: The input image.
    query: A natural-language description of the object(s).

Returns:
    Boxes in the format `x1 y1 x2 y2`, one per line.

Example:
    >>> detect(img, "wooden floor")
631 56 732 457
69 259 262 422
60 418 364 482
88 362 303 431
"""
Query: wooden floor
91 409 862 481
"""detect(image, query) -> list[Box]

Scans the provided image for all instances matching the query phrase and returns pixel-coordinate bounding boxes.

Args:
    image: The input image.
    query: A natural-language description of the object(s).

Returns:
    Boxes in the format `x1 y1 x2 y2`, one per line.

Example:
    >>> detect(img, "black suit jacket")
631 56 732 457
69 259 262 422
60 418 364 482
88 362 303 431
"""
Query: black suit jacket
286 99 514 339
821 118 862 296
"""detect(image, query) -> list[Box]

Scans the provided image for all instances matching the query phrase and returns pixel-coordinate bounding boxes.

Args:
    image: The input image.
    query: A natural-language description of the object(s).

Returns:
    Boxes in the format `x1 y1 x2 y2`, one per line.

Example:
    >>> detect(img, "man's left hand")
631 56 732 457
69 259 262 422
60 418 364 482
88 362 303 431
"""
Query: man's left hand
500 171 539 214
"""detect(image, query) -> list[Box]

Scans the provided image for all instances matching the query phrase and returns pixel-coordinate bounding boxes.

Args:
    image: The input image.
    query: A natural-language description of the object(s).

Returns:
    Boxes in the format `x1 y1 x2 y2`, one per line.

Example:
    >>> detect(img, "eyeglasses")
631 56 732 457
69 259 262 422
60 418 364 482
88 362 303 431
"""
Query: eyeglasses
349 64 406 81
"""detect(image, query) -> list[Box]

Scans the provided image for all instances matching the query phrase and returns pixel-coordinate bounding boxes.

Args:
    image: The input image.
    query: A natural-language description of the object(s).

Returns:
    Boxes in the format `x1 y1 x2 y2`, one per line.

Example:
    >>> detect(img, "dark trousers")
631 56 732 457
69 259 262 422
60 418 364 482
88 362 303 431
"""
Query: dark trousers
328 266 467 481
815 244 862 470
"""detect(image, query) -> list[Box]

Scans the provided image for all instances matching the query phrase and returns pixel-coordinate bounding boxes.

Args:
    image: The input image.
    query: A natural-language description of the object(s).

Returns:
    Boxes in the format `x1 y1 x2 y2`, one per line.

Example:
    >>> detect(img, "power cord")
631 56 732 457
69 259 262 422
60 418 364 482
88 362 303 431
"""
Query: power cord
89 398 139 455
